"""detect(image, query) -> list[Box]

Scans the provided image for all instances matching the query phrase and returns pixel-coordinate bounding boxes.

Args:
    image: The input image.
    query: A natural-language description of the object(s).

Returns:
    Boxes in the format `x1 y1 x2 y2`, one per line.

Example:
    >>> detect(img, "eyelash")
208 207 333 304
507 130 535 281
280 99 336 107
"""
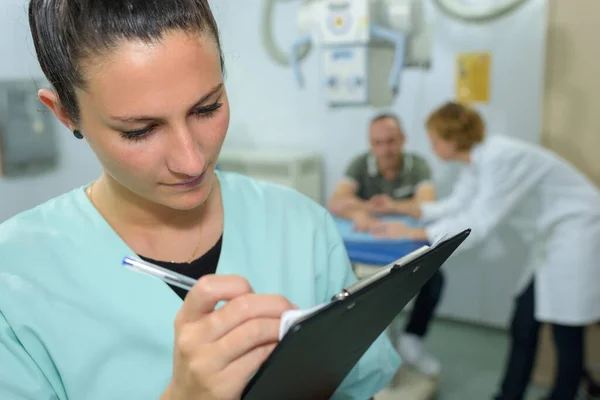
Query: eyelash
119 102 223 141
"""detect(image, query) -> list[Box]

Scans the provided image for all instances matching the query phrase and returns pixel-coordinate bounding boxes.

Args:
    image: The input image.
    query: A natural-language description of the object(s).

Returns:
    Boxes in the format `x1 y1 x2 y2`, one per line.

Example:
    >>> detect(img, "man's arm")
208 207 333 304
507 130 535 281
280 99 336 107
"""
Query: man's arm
414 181 436 203
328 155 371 220
386 181 436 218
386 157 437 218
327 180 367 220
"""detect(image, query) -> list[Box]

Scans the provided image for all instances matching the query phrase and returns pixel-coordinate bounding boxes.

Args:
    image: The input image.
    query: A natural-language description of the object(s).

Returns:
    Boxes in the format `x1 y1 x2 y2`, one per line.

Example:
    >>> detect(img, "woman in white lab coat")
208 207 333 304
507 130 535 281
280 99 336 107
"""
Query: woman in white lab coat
372 101 600 400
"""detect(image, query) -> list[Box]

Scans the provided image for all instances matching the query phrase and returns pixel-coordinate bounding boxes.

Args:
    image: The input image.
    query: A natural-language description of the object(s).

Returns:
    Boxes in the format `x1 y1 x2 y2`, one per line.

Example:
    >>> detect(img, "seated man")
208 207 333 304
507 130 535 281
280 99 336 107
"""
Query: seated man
328 113 442 376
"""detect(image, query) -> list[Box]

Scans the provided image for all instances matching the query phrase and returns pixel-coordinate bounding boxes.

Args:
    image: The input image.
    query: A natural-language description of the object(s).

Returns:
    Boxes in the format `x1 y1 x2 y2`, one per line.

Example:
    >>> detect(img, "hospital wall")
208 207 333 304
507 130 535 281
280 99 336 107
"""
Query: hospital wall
0 0 102 223
0 0 547 329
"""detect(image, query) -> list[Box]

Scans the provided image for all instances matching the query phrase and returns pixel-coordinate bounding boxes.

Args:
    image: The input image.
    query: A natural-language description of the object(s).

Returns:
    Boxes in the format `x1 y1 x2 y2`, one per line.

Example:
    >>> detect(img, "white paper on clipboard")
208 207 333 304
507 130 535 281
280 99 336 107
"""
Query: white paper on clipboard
431 233 450 248
279 303 328 340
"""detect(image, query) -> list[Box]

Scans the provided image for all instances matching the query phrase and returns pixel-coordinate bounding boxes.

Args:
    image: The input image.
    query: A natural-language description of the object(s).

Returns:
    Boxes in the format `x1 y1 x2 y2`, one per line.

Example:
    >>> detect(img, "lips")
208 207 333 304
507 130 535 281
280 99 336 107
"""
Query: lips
166 170 207 188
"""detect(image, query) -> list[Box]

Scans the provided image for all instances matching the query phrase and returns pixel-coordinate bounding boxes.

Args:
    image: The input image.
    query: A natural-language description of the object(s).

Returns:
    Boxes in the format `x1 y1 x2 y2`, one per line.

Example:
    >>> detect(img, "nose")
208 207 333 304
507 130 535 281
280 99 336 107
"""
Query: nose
165 123 206 177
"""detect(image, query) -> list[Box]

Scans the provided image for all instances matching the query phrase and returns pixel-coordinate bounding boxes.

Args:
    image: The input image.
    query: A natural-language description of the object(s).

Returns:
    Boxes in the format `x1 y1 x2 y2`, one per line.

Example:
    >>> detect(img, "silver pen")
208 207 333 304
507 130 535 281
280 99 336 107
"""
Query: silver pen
124 243 433 301
332 245 431 301
123 257 198 291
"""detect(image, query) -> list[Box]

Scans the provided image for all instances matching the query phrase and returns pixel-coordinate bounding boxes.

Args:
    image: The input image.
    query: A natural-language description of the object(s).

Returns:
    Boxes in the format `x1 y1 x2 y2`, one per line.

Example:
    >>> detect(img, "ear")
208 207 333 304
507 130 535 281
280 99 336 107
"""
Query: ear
398 133 406 146
38 89 77 131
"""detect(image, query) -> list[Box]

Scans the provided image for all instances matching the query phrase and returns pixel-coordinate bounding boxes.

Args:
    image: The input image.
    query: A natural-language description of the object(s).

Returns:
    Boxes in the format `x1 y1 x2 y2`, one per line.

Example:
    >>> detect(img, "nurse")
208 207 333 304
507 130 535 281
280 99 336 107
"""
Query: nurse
372 101 600 400
0 1 399 399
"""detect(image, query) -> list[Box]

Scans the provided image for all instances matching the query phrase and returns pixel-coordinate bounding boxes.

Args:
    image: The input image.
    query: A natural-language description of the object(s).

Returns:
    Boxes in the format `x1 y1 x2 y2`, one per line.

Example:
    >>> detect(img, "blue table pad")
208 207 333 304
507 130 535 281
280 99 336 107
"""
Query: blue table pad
334 216 430 266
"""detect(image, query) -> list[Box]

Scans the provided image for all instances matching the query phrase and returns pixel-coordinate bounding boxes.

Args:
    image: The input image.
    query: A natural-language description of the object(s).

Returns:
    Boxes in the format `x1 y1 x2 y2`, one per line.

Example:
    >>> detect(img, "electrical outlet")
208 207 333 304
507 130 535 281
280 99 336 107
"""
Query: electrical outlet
0 79 59 178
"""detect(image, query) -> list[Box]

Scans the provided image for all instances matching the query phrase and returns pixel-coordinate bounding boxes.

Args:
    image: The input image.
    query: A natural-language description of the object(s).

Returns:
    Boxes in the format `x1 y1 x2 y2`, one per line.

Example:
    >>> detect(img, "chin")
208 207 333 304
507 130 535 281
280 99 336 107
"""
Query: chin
168 181 214 211
162 194 209 211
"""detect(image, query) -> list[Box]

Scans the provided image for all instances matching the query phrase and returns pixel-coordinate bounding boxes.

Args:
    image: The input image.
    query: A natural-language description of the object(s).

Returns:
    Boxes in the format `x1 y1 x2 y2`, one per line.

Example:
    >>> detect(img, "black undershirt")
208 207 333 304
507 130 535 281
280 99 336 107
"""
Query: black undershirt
138 235 223 300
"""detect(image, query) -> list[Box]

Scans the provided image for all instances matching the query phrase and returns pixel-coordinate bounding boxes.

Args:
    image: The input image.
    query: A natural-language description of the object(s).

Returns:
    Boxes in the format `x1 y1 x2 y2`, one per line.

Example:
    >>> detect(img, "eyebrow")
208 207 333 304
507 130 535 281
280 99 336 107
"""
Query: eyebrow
109 83 224 123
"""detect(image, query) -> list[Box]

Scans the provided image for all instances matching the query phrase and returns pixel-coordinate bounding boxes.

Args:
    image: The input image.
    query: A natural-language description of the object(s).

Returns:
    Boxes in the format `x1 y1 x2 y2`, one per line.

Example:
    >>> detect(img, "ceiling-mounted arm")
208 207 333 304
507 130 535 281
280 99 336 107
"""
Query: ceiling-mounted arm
290 34 313 87
370 24 406 93
433 0 531 23
261 0 313 66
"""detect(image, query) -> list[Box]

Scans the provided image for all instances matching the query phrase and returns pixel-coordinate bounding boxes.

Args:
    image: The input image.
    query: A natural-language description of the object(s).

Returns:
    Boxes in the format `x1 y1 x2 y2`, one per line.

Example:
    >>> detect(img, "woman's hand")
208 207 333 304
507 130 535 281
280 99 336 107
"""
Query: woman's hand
370 221 412 239
161 275 295 400
351 210 380 232
370 221 429 241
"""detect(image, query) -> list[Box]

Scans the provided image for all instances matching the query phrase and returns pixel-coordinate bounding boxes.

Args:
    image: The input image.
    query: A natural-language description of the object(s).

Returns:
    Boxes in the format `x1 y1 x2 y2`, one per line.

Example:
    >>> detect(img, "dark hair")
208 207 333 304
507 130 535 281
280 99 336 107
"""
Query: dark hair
370 112 403 134
28 0 224 123
426 101 485 151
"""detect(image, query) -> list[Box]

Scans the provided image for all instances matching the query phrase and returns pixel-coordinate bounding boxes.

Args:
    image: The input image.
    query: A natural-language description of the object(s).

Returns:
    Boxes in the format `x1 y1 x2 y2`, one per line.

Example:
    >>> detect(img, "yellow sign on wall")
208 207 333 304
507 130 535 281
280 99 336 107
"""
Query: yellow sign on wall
456 52 491 104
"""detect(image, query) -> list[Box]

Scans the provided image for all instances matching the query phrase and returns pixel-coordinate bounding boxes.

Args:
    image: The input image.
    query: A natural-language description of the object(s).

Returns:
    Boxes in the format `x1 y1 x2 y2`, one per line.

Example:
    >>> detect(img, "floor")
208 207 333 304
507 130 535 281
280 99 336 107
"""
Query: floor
375 314 548 400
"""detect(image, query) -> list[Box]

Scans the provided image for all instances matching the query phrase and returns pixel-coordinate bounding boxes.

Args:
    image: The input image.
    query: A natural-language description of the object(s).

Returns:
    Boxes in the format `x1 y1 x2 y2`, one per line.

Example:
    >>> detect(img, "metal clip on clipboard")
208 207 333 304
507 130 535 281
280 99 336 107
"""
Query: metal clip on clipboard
331 244 431 301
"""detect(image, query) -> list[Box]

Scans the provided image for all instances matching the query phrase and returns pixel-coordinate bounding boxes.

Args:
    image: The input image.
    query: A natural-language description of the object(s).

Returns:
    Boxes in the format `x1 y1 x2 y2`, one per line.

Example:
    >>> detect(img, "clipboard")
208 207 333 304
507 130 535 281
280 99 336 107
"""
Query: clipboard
241 229 471 400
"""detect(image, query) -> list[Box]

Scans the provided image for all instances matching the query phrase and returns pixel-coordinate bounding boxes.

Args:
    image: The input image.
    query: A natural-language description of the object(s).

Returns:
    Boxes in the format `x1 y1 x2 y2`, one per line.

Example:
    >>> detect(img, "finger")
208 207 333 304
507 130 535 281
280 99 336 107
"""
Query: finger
373 227 393 238
369 221 386 232
177 275 254 326
220 342 278 396
181 341 278 400
203 294 294 341
216 318 281 366
369 227 381 235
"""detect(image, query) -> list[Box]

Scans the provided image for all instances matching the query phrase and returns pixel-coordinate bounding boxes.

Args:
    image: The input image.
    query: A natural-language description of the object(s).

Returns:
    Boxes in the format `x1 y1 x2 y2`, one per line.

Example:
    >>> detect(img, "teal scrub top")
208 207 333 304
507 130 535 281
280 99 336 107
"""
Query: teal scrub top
0 171 400 399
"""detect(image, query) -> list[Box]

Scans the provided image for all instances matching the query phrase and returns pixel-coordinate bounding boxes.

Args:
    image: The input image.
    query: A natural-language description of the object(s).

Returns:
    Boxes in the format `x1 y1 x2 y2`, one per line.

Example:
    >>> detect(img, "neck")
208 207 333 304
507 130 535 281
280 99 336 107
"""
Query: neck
454 150 472 164
378 154 402 177
91 173 218 231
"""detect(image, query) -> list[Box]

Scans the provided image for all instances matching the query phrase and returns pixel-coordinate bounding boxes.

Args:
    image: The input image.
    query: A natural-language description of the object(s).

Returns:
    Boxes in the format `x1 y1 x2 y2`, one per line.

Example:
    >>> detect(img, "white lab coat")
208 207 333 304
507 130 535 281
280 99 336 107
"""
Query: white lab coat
421 135 600 326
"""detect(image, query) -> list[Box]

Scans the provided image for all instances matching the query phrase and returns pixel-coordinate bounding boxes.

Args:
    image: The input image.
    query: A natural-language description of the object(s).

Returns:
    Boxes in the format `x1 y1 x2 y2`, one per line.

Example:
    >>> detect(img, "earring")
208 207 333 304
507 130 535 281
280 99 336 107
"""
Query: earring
73 130 83 139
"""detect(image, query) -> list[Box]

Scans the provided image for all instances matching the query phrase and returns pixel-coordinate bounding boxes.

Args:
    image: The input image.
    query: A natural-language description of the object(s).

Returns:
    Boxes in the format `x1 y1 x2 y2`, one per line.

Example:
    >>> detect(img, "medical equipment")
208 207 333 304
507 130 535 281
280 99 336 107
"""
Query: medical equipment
261 0 532 107
434 0 530 22
217 149 323 204
0 79 58 177
262 0 432 107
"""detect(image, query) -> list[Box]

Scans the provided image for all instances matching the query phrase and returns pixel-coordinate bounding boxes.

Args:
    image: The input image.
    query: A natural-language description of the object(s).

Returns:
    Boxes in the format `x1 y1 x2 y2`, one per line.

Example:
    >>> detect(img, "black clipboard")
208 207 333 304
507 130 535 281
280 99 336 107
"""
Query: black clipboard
241 229 470 400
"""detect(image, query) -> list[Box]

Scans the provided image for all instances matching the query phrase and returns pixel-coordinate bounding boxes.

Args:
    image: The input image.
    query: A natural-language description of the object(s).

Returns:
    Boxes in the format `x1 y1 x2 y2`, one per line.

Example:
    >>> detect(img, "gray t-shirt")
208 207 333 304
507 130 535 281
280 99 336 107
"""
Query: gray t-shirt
344 152 432 200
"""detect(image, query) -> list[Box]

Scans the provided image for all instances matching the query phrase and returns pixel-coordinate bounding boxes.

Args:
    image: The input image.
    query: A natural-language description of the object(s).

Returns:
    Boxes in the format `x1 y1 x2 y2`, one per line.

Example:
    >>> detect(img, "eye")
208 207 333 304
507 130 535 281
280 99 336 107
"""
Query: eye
119 124 157 141
117 102 223 141
191 102 223 119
